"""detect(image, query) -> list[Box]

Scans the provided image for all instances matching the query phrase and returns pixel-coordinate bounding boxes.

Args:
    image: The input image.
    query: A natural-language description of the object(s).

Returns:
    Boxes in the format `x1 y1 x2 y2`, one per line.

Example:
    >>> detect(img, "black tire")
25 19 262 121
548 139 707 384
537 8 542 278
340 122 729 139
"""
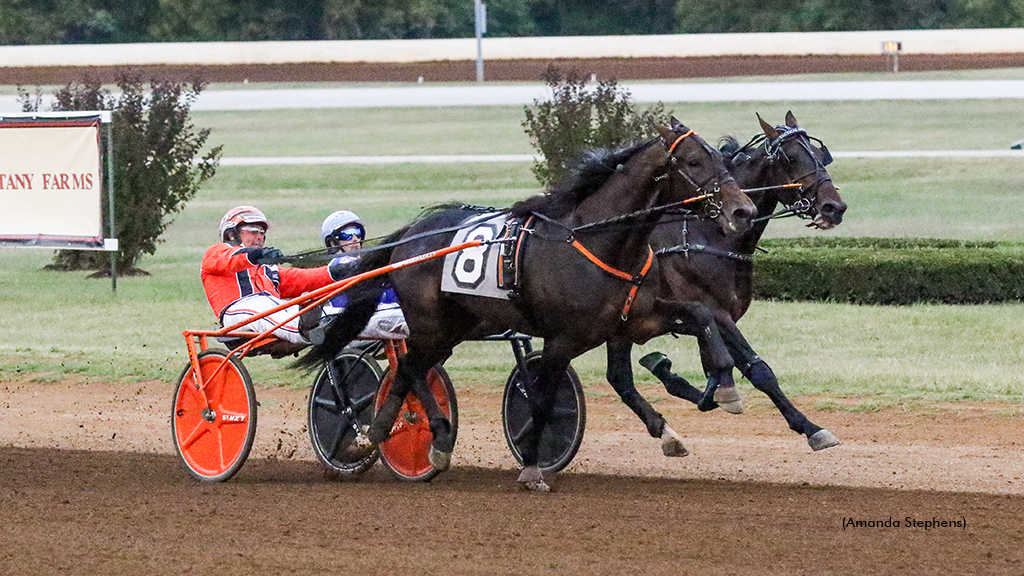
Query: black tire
307 349 383 476
171 349 257 482
378 365 458 482
502 351 586 474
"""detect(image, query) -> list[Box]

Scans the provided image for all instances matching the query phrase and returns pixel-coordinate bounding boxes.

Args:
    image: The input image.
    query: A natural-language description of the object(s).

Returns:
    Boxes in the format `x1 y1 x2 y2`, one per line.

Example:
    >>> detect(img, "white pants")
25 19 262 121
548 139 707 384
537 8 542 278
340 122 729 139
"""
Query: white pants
357 303 409 340
222 294 307 344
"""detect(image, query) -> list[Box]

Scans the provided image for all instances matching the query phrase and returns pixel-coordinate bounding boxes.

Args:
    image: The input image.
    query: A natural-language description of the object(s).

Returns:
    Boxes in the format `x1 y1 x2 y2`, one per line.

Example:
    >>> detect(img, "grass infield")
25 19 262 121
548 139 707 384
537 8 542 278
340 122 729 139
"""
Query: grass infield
3 78 1024 410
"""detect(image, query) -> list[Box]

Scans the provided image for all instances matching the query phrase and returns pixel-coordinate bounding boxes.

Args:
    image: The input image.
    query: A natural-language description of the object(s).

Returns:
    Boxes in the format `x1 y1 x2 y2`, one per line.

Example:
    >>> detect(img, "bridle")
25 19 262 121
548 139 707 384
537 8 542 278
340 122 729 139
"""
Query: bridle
738 126 834 223
664 130 734 220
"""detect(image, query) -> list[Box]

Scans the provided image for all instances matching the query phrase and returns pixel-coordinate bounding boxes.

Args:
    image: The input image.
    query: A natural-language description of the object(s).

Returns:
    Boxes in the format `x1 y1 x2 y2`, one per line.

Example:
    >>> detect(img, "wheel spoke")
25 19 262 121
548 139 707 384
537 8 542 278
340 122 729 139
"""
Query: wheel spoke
312 395 340 412
179 419 211 450
510 417 534 444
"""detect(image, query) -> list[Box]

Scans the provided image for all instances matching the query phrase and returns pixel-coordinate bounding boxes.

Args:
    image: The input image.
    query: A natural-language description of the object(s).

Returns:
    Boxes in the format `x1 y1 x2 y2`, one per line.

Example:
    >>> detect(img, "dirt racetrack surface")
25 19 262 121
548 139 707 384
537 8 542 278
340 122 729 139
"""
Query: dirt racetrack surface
6 53 1024 85
2 378 1023 576
4 54 1024 575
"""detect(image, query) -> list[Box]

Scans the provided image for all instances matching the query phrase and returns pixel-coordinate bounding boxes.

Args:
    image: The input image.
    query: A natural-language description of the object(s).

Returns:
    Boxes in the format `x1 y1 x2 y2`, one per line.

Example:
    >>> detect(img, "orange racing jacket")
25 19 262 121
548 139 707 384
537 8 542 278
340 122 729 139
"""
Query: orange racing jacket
201 242 334 320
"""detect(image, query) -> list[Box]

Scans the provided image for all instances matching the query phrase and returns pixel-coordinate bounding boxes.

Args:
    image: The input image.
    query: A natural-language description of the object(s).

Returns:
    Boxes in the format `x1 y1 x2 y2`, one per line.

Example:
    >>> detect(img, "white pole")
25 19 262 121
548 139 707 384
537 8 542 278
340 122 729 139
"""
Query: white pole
474 0 485 82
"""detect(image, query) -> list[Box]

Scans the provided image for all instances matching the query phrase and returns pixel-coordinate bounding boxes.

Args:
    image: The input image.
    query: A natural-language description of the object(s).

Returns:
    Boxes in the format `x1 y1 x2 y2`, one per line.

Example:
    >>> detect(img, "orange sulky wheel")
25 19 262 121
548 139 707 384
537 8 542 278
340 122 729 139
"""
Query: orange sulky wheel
171 349 257 482
376 365 457 481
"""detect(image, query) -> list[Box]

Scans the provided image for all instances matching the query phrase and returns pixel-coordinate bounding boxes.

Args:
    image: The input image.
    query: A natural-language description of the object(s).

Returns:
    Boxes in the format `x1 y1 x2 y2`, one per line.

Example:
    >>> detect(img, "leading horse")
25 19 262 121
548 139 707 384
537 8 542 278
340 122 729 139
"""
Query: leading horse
605 111 848 455
297 119 756 491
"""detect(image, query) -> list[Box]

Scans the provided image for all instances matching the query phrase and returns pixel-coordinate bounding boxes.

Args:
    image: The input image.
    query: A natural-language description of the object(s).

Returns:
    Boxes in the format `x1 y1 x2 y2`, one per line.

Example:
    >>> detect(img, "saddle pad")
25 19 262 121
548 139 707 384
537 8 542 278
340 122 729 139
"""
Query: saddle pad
441 213 511 300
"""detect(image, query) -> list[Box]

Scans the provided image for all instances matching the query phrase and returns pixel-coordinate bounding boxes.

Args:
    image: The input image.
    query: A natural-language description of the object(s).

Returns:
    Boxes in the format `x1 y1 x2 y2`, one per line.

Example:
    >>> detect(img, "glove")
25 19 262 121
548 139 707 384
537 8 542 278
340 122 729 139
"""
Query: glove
246 247 284 264
328 256 359 281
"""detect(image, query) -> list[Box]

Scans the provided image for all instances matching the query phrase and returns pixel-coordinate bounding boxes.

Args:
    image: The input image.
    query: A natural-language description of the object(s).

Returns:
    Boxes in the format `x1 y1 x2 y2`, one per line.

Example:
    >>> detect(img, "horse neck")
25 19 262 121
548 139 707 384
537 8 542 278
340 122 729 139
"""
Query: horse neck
571 148 666 265
735 159 784 255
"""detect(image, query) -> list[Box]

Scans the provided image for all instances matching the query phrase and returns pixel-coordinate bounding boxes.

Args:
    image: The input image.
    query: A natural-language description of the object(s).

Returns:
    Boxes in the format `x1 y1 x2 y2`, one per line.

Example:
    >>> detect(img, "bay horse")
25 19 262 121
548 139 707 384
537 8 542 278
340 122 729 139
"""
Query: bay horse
297 119 757 491
605 111 848 455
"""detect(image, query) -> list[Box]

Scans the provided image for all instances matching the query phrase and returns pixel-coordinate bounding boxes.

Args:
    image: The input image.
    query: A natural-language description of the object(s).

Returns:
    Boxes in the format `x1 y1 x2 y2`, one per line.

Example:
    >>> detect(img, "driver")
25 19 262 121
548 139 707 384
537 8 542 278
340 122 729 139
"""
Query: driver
319 210 409 340
202 205 347 344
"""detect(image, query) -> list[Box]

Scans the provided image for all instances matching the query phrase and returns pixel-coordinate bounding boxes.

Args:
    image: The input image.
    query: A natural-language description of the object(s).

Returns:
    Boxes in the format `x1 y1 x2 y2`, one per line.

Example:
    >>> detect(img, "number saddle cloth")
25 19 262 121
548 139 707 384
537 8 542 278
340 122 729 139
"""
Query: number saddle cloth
440 212 531 300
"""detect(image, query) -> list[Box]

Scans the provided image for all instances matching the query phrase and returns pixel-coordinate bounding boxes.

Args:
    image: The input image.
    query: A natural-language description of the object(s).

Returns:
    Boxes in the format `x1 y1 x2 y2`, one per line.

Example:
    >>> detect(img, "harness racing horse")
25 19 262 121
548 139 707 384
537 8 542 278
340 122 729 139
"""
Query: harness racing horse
604 111 848 456
297 119 757 491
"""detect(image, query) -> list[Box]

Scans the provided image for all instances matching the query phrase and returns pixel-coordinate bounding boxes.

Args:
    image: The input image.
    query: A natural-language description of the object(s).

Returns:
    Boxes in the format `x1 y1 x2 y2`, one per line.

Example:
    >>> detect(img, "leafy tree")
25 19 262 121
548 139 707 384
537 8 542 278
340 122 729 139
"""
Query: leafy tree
19 72 222 275
522 66 665 188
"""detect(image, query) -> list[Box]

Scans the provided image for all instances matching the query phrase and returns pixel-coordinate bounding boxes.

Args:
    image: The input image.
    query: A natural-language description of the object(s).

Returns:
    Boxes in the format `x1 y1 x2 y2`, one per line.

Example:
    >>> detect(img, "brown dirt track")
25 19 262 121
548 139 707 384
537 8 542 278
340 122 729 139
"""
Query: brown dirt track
4 54 1024 575
2 378 1024 576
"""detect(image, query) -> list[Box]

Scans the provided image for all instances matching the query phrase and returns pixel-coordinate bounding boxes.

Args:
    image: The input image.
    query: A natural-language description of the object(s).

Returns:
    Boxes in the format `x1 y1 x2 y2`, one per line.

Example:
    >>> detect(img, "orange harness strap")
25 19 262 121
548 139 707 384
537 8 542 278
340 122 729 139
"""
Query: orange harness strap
570 241 654 321
668 130 695 155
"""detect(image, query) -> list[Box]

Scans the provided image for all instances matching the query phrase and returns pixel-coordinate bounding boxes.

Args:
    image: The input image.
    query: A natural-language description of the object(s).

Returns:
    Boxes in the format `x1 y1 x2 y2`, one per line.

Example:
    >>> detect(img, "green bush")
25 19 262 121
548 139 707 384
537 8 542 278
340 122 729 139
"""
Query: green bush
522 65 665 188
20 72 222 275
753 238 1024 305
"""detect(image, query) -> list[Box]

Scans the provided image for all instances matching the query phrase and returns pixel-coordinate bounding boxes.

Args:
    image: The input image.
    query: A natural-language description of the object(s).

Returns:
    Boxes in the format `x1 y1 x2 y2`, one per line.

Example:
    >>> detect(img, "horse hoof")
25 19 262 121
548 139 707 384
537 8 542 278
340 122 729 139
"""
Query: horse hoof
713 387 744 414
638 352 671 375
524 480 551 492
517 465 550 492
660 426 690 457
429 447 452 471
808 429 841 451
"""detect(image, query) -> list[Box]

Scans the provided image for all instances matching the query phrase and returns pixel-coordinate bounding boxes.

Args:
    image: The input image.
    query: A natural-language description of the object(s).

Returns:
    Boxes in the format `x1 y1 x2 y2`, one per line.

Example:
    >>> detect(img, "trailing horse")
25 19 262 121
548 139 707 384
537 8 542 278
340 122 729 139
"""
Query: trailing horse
297 119 756 491
604 111 848 455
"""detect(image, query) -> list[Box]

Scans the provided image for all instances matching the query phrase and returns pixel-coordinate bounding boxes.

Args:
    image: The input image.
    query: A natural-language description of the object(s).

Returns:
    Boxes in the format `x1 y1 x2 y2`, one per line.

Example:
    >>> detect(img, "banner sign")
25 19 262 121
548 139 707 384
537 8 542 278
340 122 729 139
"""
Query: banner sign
0 117 104 247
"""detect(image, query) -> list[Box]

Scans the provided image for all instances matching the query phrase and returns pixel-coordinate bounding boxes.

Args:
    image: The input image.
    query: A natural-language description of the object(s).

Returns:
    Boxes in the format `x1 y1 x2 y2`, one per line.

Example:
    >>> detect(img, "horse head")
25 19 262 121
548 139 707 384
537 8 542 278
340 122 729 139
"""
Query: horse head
658 118 756 236
749 111 847 229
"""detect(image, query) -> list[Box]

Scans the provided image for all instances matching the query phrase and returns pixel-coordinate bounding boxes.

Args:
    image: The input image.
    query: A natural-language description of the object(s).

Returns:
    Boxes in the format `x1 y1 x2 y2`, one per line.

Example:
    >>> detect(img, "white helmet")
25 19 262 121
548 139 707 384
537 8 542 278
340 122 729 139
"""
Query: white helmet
320 210 365 245
219 205 269 241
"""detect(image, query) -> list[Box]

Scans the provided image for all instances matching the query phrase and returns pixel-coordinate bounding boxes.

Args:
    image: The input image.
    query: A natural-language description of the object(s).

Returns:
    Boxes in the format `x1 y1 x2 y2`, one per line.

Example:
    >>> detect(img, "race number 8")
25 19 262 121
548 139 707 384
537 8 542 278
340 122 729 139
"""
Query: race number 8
453 224 497 288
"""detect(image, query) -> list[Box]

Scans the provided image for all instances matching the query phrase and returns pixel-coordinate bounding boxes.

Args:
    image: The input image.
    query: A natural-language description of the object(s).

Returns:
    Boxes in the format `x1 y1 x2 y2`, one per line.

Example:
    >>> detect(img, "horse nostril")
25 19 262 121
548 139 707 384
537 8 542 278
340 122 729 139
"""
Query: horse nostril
735 206 756 222
822 201 847 223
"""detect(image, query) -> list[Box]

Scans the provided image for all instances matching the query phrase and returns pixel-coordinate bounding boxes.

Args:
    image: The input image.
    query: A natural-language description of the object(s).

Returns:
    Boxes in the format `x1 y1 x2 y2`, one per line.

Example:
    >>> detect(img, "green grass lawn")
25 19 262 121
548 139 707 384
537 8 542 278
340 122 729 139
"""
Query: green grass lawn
4 79 1024 411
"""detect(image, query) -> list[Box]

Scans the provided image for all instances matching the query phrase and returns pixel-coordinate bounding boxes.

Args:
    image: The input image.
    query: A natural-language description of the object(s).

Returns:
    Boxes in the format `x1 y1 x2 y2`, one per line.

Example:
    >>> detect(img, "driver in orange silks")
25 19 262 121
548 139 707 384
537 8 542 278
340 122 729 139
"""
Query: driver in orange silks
201 205 346 344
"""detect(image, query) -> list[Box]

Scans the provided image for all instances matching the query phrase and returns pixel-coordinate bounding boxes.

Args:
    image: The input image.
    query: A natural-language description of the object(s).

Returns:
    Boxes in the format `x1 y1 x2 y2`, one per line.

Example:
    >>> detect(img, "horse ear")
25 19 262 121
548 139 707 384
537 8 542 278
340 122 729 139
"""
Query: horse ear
757 113 779 140
785 110 798 128
657 123 675 145
669 116 689 132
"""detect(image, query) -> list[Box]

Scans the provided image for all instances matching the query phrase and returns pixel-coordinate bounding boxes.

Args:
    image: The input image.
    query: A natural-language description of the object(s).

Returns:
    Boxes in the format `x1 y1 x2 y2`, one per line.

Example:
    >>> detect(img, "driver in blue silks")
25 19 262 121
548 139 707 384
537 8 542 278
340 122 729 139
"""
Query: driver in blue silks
319 210 409 340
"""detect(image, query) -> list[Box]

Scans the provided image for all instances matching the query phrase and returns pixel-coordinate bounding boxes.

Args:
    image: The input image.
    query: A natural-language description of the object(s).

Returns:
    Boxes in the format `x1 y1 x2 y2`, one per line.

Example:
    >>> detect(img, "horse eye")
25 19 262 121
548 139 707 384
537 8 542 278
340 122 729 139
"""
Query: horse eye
687 159 700 167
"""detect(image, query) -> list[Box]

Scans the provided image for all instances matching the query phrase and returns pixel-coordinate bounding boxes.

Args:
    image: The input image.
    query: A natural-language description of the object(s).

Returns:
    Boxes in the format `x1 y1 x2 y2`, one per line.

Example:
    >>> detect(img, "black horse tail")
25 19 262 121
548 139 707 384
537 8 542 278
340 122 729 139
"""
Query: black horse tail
292 225 409 371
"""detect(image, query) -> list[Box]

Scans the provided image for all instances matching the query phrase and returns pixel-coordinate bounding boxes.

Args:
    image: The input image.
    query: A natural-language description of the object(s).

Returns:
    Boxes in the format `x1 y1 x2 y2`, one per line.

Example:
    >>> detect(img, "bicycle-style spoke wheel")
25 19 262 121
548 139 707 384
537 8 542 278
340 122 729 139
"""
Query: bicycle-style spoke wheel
377 365 458 482
502 350 586 474
307 349 382 476
171 349 257 482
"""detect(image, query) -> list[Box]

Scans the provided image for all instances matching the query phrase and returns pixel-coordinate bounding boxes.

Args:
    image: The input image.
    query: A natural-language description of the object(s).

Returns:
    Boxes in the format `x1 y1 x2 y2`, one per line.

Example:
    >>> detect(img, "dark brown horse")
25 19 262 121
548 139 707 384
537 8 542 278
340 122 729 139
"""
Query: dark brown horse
297 119 757 491
604 111 847 456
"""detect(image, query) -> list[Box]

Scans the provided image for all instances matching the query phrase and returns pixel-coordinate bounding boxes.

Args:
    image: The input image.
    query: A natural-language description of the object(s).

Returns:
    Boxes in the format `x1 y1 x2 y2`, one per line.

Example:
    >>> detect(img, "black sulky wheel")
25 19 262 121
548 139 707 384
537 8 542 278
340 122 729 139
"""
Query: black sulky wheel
307 348 383 476
502 350 586 474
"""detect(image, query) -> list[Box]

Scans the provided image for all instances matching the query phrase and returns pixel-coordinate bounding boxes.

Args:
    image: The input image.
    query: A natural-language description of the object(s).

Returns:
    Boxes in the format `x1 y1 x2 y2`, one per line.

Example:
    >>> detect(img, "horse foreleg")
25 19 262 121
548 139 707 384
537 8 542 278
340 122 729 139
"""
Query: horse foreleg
720 318 840 451
606 339 689 457
516 345 574 492
647 300 742 414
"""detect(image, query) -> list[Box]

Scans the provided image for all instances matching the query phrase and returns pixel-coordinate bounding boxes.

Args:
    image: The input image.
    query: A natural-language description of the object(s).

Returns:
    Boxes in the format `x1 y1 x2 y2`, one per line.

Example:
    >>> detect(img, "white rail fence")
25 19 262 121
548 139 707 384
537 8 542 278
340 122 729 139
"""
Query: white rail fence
1 29 1022 68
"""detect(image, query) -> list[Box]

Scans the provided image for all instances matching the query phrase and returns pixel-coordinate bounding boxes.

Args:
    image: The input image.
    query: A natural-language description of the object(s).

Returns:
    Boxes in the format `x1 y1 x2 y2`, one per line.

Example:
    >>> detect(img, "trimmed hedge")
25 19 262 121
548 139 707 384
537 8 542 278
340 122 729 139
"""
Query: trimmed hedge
753 238 1024 305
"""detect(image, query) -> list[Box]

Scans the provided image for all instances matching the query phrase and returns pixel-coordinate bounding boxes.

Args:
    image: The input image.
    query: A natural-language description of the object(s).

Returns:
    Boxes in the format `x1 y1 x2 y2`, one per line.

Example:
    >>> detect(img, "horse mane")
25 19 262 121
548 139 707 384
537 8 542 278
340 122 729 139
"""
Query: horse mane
718 135 742 158
509 139 657 219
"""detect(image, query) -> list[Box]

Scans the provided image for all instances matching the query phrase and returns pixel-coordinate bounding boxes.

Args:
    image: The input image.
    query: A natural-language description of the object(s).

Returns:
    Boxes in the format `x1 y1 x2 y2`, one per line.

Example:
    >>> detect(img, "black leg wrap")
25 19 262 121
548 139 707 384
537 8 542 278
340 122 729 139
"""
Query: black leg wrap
697 373 721 412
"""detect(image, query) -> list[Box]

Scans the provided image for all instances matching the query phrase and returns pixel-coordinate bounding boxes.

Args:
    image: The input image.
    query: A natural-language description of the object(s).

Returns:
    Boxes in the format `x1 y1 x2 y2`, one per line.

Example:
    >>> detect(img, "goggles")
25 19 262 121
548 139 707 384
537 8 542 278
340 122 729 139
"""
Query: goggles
239 225 267 235
331 227 364 242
